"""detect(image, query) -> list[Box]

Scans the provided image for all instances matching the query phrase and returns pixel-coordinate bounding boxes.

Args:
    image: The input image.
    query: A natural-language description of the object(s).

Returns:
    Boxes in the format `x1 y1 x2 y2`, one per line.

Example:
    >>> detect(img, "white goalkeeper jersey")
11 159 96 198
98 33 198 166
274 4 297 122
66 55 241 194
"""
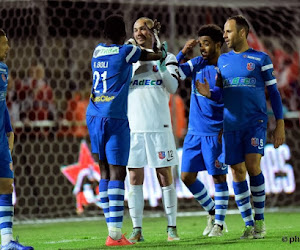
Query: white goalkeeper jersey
128 52 179 133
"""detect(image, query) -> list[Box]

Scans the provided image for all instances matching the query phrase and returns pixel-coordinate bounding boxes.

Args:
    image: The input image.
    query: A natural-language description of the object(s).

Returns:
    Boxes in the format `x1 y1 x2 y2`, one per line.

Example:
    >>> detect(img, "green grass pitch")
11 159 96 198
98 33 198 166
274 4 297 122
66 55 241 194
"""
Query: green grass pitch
14 211 300 249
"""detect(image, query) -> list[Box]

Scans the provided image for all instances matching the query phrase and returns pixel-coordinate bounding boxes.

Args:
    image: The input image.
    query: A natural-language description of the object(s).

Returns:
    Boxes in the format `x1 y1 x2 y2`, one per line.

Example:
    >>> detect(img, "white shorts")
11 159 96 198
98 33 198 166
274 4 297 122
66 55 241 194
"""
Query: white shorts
127 132 179 168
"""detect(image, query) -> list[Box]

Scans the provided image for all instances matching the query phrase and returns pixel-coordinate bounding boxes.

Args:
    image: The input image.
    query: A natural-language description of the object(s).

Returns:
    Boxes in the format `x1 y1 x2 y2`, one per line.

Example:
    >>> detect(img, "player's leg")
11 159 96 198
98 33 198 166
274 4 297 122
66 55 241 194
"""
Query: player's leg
156 167 179 241
209 175 228 237
97 157 110 226
244 125 267 239
127 168 145 243
127 132 147 243
87 116 111 226
105 118 133 246
180 134 215 236
202 135 229 237
245 154 265 239
0 164 33 249
224 130 254 239
146 132 179 241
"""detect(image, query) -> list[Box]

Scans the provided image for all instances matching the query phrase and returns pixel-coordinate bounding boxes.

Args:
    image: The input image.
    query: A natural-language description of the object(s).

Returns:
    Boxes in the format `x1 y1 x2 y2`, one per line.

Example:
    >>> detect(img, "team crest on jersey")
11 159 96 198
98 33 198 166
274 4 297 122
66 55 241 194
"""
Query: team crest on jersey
247 62 255 71
153 65 158 72
272 71 276 77
215 160 221 168
158 151 166 159
1 74 6 82
251 137 259 147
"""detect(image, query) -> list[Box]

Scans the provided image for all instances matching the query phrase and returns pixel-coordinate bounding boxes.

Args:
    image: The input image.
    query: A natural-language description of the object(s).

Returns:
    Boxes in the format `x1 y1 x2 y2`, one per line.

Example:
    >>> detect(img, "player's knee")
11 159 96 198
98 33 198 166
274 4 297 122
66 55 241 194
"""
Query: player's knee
181 172 196 186
129 168 144 185
110 165 127 181
212 174 226 184
247 166 262 177
231 167 246 182
157 167 173 186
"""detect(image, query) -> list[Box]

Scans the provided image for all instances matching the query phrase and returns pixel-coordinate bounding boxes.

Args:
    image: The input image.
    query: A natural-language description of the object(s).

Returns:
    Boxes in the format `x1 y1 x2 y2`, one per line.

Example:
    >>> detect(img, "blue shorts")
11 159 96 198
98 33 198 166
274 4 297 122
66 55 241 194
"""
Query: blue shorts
86 116 130 166
0 147 13 178
223 125 266 165
181 134 228 176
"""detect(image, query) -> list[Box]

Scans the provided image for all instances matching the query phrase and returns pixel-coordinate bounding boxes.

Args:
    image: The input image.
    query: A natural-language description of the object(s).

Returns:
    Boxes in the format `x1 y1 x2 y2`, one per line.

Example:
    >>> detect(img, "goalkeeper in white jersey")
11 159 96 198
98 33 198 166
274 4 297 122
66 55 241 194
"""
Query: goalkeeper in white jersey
127 17 180 242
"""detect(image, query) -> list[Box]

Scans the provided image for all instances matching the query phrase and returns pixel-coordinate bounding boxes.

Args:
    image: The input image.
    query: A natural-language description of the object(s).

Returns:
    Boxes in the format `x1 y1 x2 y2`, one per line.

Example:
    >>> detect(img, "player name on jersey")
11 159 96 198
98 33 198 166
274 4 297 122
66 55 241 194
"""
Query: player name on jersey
93 61 108 68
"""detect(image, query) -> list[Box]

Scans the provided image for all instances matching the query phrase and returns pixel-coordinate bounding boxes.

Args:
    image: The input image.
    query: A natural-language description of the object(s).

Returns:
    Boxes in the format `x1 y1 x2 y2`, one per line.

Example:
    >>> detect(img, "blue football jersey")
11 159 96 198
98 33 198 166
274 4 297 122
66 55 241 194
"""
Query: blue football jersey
179 56 223 135
86 43 141 119
218 48 276 132
0 62 13 164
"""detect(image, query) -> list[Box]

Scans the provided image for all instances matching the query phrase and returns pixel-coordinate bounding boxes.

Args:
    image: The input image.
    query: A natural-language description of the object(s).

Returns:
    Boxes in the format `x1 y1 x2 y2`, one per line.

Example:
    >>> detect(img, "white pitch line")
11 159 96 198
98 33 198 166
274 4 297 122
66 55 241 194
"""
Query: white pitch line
14 207 300 225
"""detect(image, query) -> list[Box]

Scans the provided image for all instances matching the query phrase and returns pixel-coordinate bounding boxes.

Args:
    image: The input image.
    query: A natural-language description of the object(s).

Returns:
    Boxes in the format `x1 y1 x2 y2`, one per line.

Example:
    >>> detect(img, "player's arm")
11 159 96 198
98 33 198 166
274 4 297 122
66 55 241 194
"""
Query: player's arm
262 55 285 148
196 70 223 102
125 44 163 64
139 49 162 61
4 106 14 152
160 53 179 94
176 39 198 62
176 40 199 81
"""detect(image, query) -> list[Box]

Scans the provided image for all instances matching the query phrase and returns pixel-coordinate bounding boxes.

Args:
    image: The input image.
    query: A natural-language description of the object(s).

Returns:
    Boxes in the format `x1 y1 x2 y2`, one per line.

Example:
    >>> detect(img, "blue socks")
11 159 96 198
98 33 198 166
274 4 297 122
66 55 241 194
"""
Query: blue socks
233 180 254 226
250 172 265 221
214 182 229 226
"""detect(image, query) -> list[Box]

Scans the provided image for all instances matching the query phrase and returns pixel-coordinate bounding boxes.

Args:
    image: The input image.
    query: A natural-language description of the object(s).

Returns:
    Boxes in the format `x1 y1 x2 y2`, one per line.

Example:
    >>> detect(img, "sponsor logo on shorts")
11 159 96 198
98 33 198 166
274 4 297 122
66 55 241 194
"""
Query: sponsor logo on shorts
221 165 228 171
158 151 166 159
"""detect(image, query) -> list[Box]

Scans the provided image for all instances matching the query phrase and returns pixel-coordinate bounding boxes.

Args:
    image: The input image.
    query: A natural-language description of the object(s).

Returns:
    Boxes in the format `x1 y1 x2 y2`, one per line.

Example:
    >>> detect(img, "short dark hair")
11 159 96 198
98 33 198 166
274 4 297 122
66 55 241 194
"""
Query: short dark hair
104 15 126 41
197 24 224 46
227 15 250 37
0 29 6 37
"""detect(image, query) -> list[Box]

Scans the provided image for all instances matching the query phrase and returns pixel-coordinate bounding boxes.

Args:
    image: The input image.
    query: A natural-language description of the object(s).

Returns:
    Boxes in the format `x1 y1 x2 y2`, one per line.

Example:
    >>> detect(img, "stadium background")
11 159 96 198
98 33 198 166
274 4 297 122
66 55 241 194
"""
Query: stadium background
1 0 299 220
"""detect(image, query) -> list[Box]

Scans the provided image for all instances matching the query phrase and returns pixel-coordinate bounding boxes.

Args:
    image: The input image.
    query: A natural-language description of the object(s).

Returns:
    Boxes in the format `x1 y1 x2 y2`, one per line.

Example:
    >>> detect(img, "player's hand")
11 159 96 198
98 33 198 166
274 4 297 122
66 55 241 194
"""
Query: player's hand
7 132 14 152
9 162 13 171
196 78 211 98
152 19 161 34
182 39 198 55
272 119 285 148
144 19 161 34
125 38 136 45
218 128 223 144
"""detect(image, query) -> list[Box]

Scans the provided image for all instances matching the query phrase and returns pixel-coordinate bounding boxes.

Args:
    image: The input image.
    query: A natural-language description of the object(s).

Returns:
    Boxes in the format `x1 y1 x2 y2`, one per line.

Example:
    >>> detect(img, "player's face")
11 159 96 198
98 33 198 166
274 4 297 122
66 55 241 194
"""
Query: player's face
223 19 241 49
133 19 153 49
198 36 217 62
0 35 10 61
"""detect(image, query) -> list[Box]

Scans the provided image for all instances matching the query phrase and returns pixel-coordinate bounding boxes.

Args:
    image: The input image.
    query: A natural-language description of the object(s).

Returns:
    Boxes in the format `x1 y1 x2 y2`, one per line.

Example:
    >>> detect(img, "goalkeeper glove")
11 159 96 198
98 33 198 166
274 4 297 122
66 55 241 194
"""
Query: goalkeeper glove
157 41 168 72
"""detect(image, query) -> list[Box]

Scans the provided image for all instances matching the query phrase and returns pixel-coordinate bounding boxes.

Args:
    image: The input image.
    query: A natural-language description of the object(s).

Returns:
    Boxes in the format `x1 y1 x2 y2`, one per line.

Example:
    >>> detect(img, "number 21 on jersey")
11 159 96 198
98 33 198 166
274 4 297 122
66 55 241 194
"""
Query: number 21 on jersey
93 71 107 93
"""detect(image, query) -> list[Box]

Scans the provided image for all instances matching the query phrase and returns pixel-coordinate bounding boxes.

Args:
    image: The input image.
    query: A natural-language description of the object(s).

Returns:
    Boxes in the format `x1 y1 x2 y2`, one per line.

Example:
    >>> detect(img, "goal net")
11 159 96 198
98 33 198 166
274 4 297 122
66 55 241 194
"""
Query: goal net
1 0 299 219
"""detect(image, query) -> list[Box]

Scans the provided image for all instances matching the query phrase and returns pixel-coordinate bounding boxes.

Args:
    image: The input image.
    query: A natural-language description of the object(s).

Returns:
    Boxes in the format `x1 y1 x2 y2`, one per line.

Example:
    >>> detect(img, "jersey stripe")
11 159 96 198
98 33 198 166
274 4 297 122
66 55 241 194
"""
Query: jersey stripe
265 79 277 86
188 60 194 71
126 46 137 63
261 64 273 71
